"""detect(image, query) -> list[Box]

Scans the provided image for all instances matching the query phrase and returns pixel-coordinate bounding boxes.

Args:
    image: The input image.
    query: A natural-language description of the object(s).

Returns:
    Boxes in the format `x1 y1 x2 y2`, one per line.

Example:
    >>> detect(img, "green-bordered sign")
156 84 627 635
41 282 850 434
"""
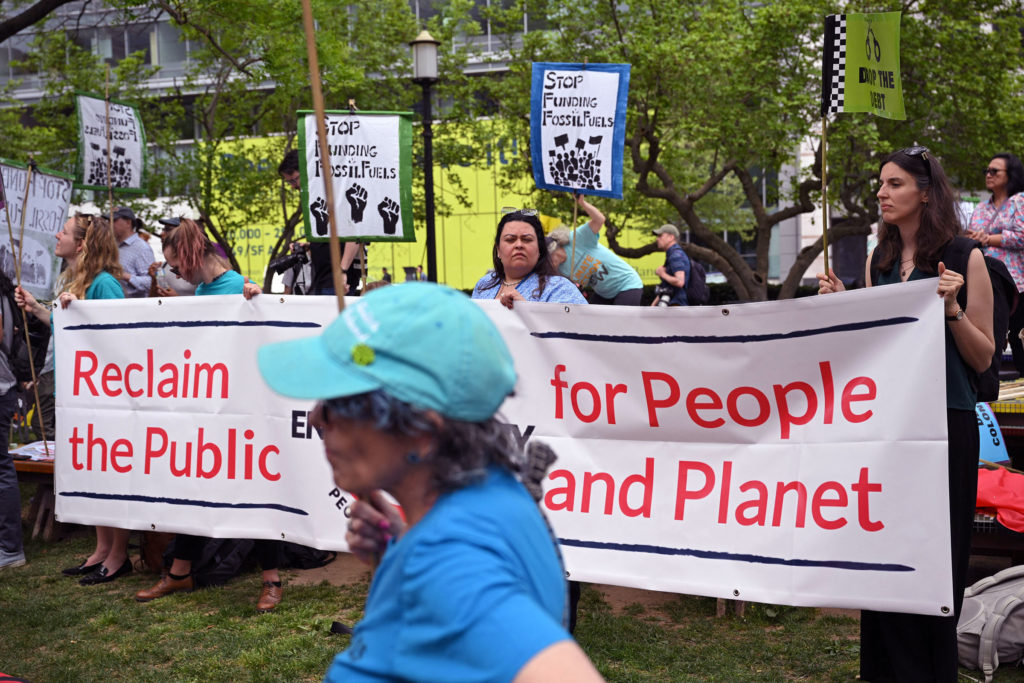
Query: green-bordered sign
74 92 149 193
822 12 904 120
298 111 414 242
0 158 73 300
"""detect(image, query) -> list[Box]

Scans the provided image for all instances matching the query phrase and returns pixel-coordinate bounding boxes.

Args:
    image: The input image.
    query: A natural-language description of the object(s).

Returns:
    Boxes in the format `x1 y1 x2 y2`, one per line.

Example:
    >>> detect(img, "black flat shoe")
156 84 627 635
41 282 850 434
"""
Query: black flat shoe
62 560 102 577
79 559 132 585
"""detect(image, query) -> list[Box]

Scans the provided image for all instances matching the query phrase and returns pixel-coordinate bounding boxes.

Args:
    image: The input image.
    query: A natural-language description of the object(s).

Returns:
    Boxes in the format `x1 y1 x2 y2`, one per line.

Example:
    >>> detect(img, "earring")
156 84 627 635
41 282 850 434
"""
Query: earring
405 452 422 464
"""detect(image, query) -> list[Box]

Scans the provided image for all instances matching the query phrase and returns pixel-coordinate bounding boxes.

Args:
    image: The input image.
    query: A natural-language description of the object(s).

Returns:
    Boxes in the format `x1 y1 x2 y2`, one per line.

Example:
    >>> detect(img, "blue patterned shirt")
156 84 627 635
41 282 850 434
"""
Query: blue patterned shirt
118 233 155 298
471 271 587 304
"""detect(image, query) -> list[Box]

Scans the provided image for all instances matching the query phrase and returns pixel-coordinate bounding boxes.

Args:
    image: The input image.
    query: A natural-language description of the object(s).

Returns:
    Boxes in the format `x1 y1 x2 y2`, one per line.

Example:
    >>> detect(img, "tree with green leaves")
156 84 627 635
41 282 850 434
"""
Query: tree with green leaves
472 0 1024 300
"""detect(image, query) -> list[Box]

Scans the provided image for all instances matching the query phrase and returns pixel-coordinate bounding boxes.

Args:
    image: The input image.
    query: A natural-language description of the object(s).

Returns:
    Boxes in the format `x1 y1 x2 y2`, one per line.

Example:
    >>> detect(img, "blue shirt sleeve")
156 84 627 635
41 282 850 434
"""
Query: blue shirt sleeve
539 276 588 304
86 271 126 300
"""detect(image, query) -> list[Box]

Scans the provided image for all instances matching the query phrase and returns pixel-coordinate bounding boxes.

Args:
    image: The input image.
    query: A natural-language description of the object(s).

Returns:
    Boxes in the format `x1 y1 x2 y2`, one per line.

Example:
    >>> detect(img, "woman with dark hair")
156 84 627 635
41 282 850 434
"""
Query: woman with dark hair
472 209 586 308
257 283 602 681
818 147 994 682
966 153 1024 373
15 214 129 584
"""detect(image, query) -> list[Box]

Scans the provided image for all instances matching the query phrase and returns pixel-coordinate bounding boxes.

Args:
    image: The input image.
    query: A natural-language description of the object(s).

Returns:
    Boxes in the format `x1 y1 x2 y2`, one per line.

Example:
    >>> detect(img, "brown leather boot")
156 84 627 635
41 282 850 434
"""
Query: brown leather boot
135 573 194 602
256 581 282 612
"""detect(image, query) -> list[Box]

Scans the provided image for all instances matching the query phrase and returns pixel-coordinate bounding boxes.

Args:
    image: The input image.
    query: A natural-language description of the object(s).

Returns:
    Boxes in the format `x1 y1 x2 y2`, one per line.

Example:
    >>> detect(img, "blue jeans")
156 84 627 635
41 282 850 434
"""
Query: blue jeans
0 388 22 554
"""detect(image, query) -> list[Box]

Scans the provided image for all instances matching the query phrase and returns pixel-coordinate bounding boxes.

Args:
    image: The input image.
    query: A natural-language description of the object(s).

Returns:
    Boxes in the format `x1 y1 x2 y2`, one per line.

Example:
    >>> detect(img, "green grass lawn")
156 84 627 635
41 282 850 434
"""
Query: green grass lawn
2 489 1020 681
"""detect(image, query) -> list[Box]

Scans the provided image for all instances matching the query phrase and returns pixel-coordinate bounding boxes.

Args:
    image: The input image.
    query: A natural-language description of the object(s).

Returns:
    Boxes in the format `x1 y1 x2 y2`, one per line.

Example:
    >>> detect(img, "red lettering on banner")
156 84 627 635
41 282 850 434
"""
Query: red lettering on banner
842 377 876 423
550 365 629 425
673 460 883 531
71 349 229 399
642 360 877 439
545 458 655 518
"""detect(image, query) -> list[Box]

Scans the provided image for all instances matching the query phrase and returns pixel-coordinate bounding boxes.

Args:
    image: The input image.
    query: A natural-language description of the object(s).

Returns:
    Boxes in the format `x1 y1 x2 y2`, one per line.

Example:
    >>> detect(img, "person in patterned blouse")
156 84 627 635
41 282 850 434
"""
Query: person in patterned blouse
967 153 1024 374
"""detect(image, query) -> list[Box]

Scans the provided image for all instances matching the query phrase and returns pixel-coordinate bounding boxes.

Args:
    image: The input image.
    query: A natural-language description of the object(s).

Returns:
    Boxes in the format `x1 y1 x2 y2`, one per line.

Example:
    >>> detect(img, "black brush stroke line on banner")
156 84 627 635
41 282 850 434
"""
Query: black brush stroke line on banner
558 538 913 572
64 320 322 331
60 491 308 516
531 317 918 344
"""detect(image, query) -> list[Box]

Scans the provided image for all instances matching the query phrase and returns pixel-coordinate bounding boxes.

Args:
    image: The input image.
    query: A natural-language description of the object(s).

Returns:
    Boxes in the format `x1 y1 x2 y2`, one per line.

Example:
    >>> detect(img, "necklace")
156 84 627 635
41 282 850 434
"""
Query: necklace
501 278 522 287
900 257 914 278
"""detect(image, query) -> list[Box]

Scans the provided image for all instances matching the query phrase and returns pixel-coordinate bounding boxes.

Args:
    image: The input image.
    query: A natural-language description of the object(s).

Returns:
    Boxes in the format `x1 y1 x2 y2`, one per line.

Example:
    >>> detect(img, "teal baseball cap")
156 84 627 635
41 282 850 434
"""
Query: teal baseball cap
257 282 517 422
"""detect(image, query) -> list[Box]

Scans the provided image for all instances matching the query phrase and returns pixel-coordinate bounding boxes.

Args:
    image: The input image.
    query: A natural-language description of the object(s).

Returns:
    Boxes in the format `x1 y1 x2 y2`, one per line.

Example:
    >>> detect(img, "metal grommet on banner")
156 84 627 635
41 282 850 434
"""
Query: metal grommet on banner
733 589 740 597
157 299 163 305
941 606 950 614
564 306 570 313
281 532 286 539
279 297 285 303
721 308 730 316
150 524 156 530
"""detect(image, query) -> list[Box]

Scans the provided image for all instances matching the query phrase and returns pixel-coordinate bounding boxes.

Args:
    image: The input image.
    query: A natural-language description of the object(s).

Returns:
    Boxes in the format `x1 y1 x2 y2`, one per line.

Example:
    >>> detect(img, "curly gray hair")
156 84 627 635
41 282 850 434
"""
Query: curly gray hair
324 390 555 497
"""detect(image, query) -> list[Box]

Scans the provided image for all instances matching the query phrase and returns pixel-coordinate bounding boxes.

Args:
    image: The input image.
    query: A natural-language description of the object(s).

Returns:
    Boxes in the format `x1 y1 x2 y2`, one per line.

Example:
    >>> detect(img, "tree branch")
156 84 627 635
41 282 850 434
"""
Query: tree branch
0 0 77 44
154 0 255 77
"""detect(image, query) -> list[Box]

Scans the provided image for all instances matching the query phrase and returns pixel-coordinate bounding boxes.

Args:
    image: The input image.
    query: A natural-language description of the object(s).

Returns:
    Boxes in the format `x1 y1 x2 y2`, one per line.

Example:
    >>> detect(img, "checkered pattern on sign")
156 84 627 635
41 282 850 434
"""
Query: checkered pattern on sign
821 15 847 116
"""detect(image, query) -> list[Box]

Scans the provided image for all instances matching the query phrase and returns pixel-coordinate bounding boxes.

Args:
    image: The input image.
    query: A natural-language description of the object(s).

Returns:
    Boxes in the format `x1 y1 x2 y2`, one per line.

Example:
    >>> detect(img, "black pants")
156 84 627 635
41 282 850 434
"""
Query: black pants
859 408 978 682
589 288 643 306
173 534 282 571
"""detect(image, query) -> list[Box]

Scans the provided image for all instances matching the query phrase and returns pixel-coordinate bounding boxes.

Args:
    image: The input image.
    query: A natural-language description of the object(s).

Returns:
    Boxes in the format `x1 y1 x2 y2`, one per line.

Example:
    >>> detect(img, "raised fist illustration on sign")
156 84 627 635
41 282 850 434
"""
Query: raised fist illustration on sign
378 197 400 235
346 183 368 223
310 197 329 236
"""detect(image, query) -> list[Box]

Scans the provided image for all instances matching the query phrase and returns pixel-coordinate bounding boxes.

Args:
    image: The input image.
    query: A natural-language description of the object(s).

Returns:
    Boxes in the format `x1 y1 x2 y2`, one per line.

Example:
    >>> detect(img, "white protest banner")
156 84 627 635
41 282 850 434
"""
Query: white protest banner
74 93 147 192
55 280 949 614
530 62 630 199
298 111 414 242
0 159 72 300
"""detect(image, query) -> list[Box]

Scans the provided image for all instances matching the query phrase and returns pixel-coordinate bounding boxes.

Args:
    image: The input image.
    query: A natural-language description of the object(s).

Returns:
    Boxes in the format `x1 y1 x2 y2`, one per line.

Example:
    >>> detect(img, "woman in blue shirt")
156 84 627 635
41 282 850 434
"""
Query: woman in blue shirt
16 214 130 585
258 283 602 682
472 210 587 308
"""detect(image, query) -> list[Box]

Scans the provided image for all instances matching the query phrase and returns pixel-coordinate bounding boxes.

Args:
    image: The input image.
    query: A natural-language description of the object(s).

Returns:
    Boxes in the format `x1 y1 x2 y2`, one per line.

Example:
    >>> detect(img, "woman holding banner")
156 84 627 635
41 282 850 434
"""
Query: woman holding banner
966 153 1024 375
16 214 129 585
132 218 281 610
257 283 602 682
472 209 586 308
818 147 994 682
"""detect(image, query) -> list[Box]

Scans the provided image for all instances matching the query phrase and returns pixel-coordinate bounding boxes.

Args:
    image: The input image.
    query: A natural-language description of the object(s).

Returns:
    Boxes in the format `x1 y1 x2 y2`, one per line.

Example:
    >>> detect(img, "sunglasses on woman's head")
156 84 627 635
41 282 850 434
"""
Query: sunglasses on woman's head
900 145 929 160
501 207 539 217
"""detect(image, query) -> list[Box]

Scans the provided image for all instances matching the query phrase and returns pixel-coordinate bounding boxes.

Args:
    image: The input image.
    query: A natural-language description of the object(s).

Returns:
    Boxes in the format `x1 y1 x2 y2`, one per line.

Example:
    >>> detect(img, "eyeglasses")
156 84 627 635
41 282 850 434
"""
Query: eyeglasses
985 167 1005 176
169 265 182 278
501 207 539 217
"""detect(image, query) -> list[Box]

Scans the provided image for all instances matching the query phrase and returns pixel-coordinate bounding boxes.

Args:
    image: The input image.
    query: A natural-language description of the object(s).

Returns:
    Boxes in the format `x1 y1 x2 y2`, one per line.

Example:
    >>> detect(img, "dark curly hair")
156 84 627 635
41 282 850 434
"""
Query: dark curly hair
482 211 556 299
874 149 961 275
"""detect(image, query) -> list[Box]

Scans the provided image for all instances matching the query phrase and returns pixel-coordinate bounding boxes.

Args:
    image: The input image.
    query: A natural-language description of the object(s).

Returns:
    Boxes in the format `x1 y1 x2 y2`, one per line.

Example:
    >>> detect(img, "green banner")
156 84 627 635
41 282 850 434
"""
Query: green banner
843 12 905 120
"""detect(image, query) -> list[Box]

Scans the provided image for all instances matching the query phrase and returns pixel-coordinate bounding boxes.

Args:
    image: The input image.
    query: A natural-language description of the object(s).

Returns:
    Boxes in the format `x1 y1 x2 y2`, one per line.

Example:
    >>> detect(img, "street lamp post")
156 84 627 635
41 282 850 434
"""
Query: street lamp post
410 30 440 283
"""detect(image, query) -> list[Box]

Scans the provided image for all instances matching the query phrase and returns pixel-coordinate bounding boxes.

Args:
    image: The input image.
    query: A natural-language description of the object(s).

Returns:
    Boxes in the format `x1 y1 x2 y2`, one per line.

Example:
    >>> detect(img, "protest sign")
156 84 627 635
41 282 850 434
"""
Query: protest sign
530 62 630 199
298 111 414 242
74 93 148 192
822 12 905 120
55 280 949 614
0 159 72 300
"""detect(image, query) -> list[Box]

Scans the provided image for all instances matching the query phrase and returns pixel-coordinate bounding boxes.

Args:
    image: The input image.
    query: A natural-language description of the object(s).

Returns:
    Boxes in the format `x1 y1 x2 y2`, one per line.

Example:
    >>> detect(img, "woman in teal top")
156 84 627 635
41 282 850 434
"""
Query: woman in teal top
157 218 261 299
16 214 132 586
818 148 994 682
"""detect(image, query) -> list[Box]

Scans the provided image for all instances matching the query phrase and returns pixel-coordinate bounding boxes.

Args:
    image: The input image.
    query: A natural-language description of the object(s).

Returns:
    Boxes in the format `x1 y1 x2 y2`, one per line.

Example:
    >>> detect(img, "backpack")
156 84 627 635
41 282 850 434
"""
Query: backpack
870 236 1017 402
164 537 255 588
957 564 1024 681
1 296 49 384
686 257 710 306
280 541 336 570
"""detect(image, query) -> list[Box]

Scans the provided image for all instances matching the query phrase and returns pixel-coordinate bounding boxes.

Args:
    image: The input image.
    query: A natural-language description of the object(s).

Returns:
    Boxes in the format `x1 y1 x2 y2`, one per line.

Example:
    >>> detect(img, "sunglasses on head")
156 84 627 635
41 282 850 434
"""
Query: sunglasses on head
985 167 1005 176
900 145 929 160
501 207 539 217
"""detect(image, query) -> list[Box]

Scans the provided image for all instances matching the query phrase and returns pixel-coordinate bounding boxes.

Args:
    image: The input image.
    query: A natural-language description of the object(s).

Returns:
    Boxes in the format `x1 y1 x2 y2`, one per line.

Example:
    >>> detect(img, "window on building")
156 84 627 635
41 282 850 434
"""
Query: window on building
93 27 127 65
156 22 187 71
126 23 154 64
